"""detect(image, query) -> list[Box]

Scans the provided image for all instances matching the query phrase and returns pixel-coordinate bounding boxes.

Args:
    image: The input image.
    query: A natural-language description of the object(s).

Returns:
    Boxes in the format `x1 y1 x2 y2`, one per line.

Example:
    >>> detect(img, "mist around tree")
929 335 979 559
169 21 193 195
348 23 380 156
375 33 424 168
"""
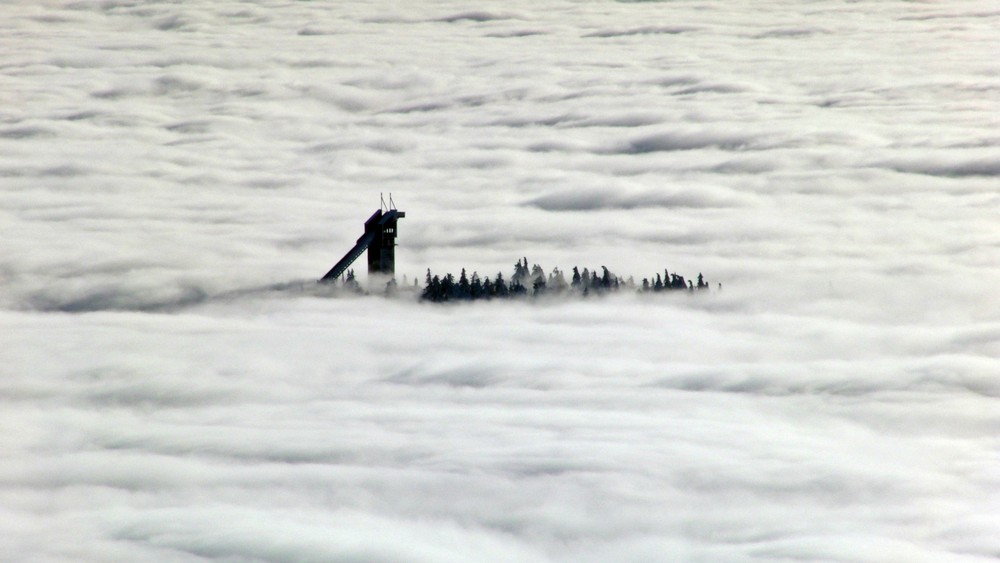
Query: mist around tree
415 258 712 303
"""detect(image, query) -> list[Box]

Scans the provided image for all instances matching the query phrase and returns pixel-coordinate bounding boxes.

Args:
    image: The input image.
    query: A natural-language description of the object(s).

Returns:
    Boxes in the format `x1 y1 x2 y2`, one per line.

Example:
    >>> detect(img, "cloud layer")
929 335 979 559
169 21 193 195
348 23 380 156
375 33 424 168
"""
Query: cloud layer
1 0 998 561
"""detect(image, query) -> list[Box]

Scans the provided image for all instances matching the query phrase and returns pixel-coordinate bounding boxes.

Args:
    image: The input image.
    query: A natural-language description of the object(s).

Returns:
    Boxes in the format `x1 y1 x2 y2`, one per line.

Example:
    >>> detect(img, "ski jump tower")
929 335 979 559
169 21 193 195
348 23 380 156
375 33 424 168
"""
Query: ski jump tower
320 195 405 283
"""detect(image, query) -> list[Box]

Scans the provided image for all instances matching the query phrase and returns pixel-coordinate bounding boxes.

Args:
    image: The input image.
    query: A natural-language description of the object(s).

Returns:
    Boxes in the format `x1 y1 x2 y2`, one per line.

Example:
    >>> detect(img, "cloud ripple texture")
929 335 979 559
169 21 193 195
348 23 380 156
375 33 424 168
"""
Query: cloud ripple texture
1 1 998 561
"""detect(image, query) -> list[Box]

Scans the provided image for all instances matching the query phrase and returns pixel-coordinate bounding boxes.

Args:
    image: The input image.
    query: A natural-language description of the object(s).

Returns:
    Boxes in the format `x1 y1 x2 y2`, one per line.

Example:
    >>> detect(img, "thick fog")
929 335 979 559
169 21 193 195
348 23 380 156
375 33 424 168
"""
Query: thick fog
2 1 998 561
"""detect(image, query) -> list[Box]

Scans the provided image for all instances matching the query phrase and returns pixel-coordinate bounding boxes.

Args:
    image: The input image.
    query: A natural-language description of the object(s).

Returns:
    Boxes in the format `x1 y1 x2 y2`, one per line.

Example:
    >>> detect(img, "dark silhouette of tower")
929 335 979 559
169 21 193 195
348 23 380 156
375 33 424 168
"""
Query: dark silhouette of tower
365 207 404 275
320 196 405 283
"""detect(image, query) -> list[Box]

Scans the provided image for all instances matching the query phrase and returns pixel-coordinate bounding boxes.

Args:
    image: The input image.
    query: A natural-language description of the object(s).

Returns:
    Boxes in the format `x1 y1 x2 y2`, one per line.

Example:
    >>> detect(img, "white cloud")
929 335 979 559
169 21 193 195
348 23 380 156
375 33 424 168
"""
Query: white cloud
1 0 998 560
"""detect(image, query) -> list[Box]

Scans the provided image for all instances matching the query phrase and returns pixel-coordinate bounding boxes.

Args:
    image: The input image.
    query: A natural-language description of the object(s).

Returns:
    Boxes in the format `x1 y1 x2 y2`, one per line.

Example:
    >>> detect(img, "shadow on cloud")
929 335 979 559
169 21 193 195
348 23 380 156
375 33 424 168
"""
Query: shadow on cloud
526 184 756 211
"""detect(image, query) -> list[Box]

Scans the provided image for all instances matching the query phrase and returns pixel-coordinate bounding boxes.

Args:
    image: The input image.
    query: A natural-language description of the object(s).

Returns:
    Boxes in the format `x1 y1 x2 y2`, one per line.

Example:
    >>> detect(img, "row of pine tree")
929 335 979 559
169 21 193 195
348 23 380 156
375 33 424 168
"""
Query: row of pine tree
419 258 712 303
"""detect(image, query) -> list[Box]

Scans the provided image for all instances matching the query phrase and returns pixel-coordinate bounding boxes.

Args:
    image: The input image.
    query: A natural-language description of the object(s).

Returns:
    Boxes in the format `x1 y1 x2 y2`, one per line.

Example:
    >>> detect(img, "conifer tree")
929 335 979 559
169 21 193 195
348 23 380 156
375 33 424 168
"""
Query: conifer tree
422 274 442 301
458 268 471 299
344 269 361 292
441 273 455 300
494 272 508 298
512 258 529 285
509 278 527 296
471 272 483 299
530 264 545 284
548 267 568 293
533 276 546 296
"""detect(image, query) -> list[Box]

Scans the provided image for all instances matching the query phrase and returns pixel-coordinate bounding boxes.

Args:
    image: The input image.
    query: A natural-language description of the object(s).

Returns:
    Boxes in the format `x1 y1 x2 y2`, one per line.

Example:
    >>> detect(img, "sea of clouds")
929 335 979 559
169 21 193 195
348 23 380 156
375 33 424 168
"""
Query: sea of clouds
2 1 998 561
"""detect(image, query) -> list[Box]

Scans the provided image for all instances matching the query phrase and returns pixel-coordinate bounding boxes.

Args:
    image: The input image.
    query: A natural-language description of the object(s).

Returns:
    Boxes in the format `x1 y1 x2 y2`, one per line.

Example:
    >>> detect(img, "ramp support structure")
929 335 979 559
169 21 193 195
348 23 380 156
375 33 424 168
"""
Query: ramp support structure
320 206 405 283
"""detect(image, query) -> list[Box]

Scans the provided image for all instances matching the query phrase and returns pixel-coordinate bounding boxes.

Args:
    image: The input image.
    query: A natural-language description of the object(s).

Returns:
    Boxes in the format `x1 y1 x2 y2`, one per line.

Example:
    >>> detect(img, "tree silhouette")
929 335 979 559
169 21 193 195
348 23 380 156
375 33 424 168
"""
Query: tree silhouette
418 260 714 302
532 276 546 296
495 272 508 298
458 268 471 300
441 273 455 300
471 272 484 299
